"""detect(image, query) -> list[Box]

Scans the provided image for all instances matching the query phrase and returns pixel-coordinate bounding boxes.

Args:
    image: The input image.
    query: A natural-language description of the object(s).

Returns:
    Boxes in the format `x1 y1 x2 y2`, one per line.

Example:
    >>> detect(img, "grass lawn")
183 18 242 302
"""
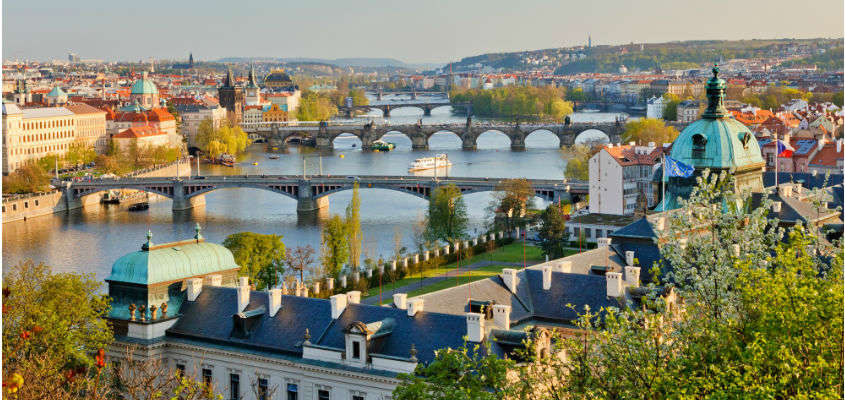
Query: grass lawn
366 243 577 304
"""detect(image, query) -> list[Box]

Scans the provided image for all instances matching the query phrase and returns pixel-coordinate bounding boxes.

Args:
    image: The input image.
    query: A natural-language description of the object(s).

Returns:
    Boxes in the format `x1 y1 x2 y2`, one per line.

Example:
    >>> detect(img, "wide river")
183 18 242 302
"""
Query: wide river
3 96 624 282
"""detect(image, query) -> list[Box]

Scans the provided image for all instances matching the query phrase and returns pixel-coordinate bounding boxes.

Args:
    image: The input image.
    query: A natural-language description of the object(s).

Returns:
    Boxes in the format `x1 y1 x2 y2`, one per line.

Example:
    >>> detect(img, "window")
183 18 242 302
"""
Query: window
318 389 330 400
175 364 185 376
286 383 298 400
584 228 591 238
202 368 212 389
353 396 365 400
257 378 268 400
692 134 707 159
24 202 28 209
352 341 361 359
229 373 239 400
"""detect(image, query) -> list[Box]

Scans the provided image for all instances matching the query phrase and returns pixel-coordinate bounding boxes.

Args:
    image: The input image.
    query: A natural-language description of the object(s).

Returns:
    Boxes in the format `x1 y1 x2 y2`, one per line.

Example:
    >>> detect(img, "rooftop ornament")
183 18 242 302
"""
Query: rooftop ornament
303 328 311 345
701 64 729 120
142 230 154 251
194 223 203 241
409 343 418 362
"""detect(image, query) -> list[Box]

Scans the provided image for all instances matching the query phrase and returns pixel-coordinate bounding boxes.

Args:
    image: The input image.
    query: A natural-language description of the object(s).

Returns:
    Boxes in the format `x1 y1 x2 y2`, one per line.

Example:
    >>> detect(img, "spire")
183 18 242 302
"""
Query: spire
224 67 233 87
142 230 154 251
701 64 729 119
248 63 257 87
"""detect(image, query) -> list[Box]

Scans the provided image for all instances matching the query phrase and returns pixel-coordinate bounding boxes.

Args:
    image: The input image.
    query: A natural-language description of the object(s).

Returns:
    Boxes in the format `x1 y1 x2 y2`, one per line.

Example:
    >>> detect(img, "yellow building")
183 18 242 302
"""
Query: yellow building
262 103 289 122
2 103 76 174
67 103 107 152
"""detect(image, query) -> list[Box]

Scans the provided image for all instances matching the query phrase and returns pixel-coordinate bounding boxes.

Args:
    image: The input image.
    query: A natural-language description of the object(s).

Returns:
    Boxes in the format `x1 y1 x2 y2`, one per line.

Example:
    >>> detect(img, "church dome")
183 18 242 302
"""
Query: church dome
264 70 292 85
46 86 67 98
669 66 764 171
130 76 158 95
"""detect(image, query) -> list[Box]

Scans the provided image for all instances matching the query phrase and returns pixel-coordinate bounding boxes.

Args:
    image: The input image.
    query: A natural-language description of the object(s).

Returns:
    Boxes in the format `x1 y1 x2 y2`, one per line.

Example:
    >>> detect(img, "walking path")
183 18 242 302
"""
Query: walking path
361 260 524 305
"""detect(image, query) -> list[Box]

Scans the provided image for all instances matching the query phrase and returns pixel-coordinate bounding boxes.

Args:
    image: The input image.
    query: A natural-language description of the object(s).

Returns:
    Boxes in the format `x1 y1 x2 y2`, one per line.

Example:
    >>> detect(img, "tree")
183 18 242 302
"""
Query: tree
425 184 469 244
564 144 600 181
346 182 363 269
537 204 569 259
321 215 350 277
394 342 513 400
2 160 51 194
222 232 286 290
621 118 680 145
662 93 680 121
285 245 316 283
64 139 97 166
195 118 249 159
296 91 338 121
489 178 534 231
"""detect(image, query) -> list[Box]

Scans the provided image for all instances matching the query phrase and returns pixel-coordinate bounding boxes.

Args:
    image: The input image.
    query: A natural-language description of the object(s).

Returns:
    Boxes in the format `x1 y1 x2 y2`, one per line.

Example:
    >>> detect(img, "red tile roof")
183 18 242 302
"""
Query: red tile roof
809 142 843 167
113 126 165 139
603 145 665 166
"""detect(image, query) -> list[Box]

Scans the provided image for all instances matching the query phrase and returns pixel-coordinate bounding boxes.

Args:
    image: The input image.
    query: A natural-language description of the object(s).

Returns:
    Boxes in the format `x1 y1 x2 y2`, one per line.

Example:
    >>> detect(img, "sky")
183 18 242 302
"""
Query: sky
3 0 844 64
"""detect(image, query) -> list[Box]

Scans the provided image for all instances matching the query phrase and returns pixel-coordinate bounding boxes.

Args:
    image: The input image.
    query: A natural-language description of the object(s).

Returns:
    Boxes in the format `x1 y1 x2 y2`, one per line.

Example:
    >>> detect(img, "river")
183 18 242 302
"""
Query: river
2 96 625 282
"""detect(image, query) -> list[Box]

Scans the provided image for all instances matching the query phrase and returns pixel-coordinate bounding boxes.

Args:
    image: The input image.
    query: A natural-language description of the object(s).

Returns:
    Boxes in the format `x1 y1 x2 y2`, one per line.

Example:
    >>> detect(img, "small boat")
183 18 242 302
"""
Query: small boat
221 160 235 167
252 161 259 166
368 140 396 152
268 155 280 160
351 143 357 148
409 154 452 171
127 202 149 212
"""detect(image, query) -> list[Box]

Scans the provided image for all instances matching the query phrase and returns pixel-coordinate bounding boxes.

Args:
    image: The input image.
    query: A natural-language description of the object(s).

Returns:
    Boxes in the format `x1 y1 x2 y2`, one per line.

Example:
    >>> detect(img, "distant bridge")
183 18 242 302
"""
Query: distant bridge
240 120 690 151
56 175 586 214
338 101 470 118
364 89 449 101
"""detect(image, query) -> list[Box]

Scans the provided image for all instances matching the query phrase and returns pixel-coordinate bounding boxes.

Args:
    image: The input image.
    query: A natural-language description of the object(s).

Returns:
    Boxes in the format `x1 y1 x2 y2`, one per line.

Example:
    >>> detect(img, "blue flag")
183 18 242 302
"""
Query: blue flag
665 156 694 178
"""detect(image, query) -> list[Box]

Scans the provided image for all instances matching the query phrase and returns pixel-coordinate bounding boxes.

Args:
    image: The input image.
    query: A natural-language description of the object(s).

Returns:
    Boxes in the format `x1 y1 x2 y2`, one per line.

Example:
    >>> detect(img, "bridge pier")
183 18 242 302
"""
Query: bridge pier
462 136 476 151
172 195 205 211
297 196 329 214
411 135 428 151
382 107 391 118
422 106 432 117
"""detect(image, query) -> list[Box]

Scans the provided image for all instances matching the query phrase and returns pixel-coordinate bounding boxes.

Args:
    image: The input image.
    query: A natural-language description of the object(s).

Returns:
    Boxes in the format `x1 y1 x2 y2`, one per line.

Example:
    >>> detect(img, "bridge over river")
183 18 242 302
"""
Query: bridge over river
56 175 587 215
242 120 686 151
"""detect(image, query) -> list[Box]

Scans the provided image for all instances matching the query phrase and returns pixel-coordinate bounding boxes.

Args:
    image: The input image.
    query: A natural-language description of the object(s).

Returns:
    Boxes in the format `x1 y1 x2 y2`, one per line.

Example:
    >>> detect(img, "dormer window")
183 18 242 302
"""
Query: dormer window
352 341 361 359
692 134 707 159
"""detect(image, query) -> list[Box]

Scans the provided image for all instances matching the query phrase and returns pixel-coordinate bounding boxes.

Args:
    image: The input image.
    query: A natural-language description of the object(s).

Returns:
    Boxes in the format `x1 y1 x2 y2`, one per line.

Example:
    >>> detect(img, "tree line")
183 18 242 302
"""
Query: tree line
450 86 573 121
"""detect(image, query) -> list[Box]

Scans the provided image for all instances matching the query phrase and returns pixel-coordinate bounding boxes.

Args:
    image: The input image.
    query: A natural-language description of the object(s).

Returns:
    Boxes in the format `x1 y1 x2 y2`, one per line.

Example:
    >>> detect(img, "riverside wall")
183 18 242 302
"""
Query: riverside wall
2 159 191 224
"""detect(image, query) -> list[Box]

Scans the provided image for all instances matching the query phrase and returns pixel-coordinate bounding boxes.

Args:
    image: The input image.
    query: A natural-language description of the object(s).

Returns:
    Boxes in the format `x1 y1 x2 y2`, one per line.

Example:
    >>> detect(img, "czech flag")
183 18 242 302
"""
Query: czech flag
776 140 794 158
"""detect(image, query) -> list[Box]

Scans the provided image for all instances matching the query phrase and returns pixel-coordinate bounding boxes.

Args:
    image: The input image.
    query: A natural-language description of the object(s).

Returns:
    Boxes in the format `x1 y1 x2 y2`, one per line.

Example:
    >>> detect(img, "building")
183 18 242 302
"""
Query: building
106 106 180 148
676 100 701 123
808 139 844 175
66 103 107 152
130 72 160 110
656 66 765 211
589 142 663 215
2 103 76 174
242 105 265 126
11 79 32 105
263 70 295 90
111 125 171 151
174 104 227 148
45 86 68 105
244 65 261 106
262 103 289 122
218 68 244 124
106 229 550 400
646 96 666 119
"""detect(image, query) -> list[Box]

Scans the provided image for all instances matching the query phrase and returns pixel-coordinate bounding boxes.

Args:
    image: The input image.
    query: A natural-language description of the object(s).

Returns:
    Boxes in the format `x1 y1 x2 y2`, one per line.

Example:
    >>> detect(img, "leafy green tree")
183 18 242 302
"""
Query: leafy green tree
537 204 569 259
425 184 469 244
222 232 286 290
450 86 572 121
662 93 680 121
564 144 599 181
394 342 513 400
64 139 98 166
2 160 51 194
346 182 363 269
297 91 338 121
195 118 249 159
621 118 680 146
321 215 350 277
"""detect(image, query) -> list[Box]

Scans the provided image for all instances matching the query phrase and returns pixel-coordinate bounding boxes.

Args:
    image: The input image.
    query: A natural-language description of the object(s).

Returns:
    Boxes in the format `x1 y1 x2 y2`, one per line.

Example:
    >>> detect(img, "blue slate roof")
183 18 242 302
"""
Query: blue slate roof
610 218 657 240
523 269 620 321
763 171 844 191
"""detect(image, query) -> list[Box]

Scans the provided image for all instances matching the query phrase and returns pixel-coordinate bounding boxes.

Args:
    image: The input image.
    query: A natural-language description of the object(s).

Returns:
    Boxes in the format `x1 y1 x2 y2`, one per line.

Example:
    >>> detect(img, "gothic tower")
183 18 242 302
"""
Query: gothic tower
218 68 244 123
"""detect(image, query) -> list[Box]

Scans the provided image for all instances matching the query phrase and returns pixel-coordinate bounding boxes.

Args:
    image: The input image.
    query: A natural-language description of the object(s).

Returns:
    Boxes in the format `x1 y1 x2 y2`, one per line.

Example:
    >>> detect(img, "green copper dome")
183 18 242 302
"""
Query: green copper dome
107 235 238 285
46 86 66 97
669 65 763 170
130 77 158 95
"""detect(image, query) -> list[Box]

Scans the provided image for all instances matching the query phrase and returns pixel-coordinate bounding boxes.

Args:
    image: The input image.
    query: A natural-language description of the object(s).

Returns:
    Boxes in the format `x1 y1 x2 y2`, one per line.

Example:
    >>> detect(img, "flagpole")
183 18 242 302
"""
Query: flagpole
774 131 778 191
662 153 666 212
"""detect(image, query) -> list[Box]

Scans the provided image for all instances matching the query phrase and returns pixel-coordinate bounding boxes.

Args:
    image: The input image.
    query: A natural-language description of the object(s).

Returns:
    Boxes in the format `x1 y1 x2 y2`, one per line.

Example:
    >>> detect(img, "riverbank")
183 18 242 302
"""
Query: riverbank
2 159 191 224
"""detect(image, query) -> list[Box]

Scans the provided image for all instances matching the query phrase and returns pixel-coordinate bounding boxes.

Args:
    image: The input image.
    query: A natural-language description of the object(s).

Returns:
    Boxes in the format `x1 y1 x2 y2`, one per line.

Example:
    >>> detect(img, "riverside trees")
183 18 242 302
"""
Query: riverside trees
195 118 249 159
424 184 469 244
222 232 286 290
450 86 573 121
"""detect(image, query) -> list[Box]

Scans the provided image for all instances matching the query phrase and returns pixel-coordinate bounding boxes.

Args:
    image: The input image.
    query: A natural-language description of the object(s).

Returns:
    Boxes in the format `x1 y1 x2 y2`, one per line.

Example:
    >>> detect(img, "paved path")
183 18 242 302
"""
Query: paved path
361 261 526 305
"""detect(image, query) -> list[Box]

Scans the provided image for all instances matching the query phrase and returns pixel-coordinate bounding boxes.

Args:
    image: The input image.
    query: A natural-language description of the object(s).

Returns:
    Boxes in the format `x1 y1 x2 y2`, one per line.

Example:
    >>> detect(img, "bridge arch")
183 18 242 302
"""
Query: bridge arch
74 186 174 201
525 129 562 149
427 130 462 149
475 129 512 150
332 132 362 149
183 184 299 201
574 129 611 145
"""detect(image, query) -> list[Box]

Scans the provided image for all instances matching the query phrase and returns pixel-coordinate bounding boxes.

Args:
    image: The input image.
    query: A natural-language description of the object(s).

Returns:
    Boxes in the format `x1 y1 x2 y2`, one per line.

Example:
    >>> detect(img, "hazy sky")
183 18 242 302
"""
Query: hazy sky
3 0 843 63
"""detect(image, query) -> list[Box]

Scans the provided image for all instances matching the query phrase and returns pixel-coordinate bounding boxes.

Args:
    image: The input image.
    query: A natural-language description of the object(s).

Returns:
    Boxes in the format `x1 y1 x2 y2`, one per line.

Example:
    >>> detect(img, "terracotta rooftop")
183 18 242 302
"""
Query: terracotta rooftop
809 141 843 167
113 125 166 139
603 144 664 166
65 103 107 115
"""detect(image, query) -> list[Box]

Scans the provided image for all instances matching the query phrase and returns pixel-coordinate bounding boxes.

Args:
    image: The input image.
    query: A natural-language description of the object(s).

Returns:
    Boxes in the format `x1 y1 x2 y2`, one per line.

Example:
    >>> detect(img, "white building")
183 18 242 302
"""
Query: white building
589 142 663 215
646 96 666 119
2 103 76 174
175 104 228 148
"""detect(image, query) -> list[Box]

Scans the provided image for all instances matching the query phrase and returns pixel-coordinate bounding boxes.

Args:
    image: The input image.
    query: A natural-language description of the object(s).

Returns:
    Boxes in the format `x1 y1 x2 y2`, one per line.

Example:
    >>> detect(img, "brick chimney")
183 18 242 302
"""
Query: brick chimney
269 288 282 317
393 293 407 310
237 277 250 312
330 294 347 319
625 251 635 266
346 291 361 305
597 238 612 248
541 265 552 290
407 298 424 317
501 268 518 293
187 278 203 301
466 313 485 342
492 304 511 330
606 272 623 297
624 266 641 288
772 201 782 213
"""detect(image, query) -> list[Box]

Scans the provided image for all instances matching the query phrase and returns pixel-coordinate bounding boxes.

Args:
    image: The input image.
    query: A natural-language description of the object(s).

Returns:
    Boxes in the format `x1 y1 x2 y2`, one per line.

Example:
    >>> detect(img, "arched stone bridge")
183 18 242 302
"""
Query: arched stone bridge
338 102 471 118
241 120 690 151
57 175 587 213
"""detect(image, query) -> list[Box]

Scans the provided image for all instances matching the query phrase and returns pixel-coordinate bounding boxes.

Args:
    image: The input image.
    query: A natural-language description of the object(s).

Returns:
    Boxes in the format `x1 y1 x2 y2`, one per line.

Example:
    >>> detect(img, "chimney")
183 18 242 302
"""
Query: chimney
269 288 282 317
326 277 335 292
678 238 688 250
597 238 612 248
541 265 552 290
811 169 818 177
393 293 408 310
330 294 347 319
606 272 623 297
237 277 250 312
466 313 485 342
346 291 361 305
556 261 572 273
778 184 793 198
187 278 203 301
771 201 782 213
625 251 635 266
655 217 666 231
624 266 641 288
492 304 511 330
837 138 842 153
208 274 222 286
407 298 424 317
501 268 518 293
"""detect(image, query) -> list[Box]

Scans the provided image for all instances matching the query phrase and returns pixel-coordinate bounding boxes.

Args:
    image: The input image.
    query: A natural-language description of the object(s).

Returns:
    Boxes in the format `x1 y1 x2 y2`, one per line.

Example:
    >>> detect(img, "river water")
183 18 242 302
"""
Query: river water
2 96 624 282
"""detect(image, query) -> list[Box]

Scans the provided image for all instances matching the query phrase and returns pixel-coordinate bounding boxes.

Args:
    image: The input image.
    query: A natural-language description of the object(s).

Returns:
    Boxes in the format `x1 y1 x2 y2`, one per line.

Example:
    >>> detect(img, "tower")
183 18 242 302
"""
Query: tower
218 68 244 123
588 34 591 50
188 53 194 68
244 64 261 106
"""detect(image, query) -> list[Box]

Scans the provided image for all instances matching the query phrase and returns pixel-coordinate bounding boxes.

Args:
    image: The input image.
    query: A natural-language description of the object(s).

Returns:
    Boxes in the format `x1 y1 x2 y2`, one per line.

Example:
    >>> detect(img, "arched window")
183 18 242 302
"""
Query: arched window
692 134 707 159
